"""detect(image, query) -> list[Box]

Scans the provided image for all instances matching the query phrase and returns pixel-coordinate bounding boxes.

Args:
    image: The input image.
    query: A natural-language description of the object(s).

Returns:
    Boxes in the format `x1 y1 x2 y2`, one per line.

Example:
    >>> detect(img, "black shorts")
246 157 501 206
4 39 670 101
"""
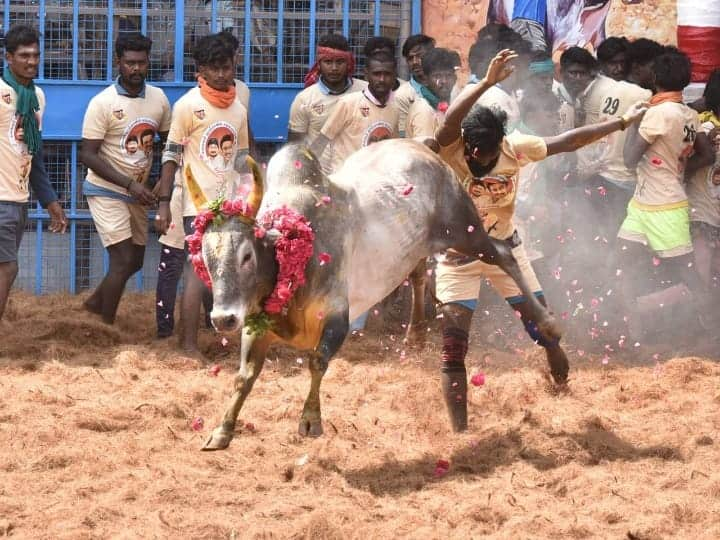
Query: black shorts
690 221 720 245
0 202 27 263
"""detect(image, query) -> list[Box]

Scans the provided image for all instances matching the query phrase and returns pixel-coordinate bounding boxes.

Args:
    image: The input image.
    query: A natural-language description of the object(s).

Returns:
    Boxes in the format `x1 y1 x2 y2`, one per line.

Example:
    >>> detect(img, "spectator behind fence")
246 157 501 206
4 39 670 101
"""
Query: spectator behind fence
79 32 171 325
0 25 67 321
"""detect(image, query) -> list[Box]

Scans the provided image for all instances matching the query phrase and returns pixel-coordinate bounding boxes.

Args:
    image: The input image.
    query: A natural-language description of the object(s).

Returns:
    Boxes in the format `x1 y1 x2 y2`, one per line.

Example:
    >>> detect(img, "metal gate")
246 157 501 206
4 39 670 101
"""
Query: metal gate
0 0 421 294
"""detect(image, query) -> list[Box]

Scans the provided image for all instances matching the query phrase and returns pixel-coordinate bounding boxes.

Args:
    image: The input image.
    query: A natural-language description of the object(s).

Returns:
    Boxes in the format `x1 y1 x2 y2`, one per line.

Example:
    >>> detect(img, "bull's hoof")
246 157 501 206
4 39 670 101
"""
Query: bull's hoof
201 427 234 451
403 323 428 349
298 418 323 437
538 315 563 341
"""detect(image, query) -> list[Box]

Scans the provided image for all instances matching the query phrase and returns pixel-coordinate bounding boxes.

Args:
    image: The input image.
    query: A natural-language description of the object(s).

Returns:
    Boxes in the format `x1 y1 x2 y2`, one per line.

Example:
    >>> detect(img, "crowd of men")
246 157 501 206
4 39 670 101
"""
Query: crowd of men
0 22 718 414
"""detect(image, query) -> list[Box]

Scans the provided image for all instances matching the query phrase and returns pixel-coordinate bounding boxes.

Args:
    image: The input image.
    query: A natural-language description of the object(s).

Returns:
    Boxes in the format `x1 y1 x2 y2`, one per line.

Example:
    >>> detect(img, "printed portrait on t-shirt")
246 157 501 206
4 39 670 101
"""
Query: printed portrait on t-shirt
469 174 516 209
200 121 238 174
120 117 159 182
362 121 393 147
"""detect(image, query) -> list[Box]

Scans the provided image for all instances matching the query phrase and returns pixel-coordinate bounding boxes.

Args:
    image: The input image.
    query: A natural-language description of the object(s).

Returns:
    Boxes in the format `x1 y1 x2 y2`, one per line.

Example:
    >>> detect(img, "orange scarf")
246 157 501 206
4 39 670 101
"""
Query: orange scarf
649 91 684 107
197 76 236 109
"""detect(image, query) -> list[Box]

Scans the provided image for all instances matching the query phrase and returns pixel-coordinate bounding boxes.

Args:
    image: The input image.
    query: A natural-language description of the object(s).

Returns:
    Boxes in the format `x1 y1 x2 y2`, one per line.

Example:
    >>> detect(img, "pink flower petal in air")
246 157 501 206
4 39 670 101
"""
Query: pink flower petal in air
597 186 607 197
470 372 486 387
401 183 414 196
652 257 661 267
318 252 332 265
157 300 164 307
221 337 229 347
467 225 475 232
437 101 449 113
294 160 303 169
321 195 331 205
208 364 221 376
191 417 204 431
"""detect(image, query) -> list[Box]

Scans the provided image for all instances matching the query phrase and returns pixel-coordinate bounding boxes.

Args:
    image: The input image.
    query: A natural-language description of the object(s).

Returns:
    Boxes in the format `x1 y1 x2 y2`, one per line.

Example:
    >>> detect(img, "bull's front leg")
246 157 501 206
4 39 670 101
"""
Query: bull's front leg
299 309 349 437
202 329 274 451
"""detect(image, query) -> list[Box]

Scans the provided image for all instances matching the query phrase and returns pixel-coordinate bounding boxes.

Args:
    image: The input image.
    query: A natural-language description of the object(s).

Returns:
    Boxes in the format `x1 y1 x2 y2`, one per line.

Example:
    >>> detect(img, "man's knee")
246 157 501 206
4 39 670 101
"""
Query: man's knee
0 260 19 281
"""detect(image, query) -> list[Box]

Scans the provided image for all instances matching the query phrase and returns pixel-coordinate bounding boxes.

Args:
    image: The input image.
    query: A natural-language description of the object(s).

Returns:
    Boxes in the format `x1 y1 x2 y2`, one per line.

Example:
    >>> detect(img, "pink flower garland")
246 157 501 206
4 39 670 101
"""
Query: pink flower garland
185 198 315 316
257 206 315 314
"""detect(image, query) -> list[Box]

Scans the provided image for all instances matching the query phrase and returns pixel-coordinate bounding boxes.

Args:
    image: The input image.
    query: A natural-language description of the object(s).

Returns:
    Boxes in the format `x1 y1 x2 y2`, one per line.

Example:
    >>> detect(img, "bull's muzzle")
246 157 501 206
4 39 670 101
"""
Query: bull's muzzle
211 310 242 333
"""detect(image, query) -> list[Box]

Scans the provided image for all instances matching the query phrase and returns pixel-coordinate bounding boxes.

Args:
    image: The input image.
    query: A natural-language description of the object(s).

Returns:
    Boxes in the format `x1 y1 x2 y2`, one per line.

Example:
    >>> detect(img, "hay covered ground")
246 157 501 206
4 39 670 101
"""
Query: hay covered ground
1 292 719 539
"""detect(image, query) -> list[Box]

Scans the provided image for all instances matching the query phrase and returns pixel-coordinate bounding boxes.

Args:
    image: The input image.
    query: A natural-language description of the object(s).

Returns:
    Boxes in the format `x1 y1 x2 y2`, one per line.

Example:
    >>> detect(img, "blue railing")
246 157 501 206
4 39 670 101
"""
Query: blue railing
1 0 421 294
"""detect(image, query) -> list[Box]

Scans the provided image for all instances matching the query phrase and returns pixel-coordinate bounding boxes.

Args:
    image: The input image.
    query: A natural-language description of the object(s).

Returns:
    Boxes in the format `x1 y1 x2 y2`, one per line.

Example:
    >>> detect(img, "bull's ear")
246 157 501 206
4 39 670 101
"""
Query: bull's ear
246 156 264 218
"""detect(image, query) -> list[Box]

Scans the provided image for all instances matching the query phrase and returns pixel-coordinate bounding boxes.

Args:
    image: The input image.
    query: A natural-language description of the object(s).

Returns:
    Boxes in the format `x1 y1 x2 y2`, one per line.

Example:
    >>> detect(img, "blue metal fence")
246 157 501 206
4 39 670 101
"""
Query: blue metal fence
1 0 421 294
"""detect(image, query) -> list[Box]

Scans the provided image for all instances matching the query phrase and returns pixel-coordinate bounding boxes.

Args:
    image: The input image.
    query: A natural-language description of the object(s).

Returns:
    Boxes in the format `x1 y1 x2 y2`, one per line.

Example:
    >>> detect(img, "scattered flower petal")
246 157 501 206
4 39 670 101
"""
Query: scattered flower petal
470 372 486 387
191 417 204 431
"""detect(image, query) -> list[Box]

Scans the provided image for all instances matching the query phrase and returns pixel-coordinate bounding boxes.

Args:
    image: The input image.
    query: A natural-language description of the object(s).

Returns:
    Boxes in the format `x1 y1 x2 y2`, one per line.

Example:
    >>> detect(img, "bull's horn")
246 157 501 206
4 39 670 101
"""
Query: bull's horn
245 155 264 218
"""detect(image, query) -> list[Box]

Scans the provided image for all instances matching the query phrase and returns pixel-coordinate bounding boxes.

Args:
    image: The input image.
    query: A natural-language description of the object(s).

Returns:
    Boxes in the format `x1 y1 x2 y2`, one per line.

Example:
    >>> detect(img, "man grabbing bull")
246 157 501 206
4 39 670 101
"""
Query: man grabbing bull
435 49 648 431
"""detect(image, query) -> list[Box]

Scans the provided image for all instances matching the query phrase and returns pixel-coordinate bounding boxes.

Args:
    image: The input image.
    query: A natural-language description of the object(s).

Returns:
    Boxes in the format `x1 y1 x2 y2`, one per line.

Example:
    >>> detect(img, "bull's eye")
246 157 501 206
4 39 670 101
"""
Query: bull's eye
241 252 252 266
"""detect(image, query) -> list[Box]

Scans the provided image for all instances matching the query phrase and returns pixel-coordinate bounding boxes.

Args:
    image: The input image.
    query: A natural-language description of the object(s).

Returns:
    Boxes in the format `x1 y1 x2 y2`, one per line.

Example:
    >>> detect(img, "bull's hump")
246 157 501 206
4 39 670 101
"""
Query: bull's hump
266 144 328 189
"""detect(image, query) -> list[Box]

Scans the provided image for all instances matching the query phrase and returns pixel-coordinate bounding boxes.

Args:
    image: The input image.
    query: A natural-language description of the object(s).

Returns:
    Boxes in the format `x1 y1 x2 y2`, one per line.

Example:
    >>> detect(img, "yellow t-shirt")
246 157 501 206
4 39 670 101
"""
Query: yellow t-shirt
319 90 400 172
394 80 416 136
167 87 249 216
597 81 652 184
0 79 45 203
405 97 442 139
439 131 548 240
288 77 366 173
82 83 172 194
635 101 699 207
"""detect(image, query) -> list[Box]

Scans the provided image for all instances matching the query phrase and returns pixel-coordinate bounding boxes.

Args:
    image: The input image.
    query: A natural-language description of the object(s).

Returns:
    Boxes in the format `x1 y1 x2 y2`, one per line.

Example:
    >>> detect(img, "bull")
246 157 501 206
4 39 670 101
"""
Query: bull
201 139 560 450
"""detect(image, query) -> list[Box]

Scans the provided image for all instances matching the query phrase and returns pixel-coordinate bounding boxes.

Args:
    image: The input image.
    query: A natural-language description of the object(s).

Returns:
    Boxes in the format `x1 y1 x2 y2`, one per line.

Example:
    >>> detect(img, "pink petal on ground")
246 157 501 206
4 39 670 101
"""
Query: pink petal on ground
191 417 204 431
470 372 486 387
208 364 221 376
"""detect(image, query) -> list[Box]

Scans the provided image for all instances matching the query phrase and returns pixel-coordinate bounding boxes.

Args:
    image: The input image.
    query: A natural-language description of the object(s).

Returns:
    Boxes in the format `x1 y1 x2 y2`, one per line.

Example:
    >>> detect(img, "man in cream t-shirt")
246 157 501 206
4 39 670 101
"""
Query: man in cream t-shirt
0 25 67 322
80 32 171 325
155 32 249 356
288 33 365 175
311 51 400 173
619 48 715 333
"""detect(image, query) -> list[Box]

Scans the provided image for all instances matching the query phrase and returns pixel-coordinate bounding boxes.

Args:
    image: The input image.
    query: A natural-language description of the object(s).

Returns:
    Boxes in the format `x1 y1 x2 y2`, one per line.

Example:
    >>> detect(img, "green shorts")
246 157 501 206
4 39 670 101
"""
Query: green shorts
617 199 693 258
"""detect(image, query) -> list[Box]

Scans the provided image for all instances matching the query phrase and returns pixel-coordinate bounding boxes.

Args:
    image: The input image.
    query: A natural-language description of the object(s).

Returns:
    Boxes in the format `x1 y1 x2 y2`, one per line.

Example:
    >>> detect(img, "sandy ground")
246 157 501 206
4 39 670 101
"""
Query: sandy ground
1 292 719 539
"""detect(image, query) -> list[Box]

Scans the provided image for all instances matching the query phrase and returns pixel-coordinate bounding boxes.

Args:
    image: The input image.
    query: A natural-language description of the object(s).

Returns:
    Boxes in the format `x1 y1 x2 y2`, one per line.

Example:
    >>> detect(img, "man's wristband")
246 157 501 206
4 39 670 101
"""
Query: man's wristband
619 114 631 131
157 195 171 202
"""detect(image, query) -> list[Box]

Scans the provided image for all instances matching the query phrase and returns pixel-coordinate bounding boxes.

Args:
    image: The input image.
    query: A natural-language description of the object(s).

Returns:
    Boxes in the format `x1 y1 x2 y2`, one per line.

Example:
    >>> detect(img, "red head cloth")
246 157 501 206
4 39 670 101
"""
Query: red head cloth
303 46 356 88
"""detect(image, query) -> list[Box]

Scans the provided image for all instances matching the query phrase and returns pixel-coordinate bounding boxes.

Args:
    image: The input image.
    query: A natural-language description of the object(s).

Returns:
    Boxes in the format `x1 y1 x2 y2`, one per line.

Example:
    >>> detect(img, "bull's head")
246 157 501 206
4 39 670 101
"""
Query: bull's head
204 159 278 333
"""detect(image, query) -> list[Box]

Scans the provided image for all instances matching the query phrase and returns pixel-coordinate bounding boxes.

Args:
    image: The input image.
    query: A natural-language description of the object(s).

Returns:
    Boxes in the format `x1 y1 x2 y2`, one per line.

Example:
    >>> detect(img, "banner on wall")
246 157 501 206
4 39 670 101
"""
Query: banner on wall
424 0 720 83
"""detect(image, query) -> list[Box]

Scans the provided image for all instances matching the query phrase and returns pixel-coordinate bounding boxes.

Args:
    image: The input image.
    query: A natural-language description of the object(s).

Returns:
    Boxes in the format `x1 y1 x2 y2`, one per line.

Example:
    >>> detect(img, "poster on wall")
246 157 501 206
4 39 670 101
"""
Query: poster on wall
424 0 720 83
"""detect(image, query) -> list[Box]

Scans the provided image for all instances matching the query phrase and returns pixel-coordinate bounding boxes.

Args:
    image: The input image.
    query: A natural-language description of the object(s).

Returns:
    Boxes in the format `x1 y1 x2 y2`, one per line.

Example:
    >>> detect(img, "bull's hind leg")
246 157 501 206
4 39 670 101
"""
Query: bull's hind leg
404 259 429 347
449 228 561 342
299 309 349 437
202 330 273 451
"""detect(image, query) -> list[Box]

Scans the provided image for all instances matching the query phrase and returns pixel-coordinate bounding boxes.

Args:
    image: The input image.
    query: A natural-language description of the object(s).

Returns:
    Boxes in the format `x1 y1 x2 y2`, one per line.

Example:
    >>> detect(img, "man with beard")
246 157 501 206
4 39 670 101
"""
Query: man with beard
288 33 365 175
625 38 664 92
80 32 171 324
394 34 435 136
597 36 629 82
310 51 399 170
404 47 460 139
433 49 647 431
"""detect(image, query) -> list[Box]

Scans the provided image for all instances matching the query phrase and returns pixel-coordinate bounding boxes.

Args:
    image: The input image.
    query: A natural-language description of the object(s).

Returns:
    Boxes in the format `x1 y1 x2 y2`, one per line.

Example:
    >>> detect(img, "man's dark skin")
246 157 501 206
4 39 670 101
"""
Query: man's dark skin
405 43 433 85
601 50 627 82
80 48 167 324
425 66 456 103
309 57 396 157
561 61 595 102
154 56 235 354
626 59 656 91
287 54 350 143
0 40 67 321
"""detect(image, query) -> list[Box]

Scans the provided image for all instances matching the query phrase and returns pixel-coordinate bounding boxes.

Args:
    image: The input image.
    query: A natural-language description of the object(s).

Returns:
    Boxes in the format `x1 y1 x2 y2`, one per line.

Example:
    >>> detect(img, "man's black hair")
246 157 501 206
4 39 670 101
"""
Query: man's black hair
401 34 435 58
115 32 152 58
220 134 233 145
208 138 219 146
703 69 720 116
366 50 396 67
217 30 240 53
363 36 395 57
461 105 507 153
193 32 236 67
4 24 40 54
421 47 460 76
597 36 629 63
560 46 598 71
126 135 138 143
469 24 529 76
626 38 664 69
318 33 350 51
653 47 691 92
140 128 154 140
